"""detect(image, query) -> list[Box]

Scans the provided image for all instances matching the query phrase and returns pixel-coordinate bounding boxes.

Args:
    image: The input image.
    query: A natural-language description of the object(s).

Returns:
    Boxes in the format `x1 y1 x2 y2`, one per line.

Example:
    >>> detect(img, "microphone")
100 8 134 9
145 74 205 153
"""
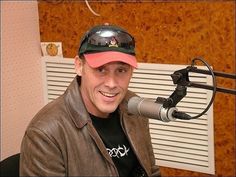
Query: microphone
128 96 178 122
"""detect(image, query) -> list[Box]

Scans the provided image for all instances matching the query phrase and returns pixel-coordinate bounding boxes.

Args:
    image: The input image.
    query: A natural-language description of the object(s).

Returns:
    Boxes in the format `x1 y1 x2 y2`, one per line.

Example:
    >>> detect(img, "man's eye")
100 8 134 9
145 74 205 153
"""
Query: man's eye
97 67 106 73
118 67 129 73
118 68 126 73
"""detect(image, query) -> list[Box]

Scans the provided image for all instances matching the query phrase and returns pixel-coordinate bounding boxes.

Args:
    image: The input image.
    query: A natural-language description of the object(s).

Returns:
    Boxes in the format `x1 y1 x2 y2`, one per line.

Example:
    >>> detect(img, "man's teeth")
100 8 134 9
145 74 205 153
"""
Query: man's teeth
100 91 116 97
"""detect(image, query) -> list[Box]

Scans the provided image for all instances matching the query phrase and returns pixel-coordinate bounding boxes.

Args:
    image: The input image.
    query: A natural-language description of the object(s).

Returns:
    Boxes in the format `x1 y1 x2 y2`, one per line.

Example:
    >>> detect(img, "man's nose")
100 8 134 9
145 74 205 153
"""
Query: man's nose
105 75 118 88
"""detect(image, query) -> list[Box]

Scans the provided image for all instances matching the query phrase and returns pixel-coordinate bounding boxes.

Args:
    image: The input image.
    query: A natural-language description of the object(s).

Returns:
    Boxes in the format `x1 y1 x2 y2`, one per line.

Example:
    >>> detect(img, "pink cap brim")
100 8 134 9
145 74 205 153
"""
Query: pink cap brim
84 51 137 68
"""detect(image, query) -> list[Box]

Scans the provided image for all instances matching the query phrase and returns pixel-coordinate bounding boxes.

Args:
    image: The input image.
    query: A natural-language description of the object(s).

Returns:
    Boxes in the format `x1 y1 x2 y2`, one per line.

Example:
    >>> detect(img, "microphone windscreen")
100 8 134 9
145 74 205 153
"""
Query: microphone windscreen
128 96 163 119
128 96 177 122
128 96 143 115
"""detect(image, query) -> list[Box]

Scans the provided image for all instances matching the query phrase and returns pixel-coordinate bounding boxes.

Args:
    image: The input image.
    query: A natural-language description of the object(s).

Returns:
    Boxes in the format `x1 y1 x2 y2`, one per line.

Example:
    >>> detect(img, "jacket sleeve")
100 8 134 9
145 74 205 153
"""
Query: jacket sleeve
20 127 65 176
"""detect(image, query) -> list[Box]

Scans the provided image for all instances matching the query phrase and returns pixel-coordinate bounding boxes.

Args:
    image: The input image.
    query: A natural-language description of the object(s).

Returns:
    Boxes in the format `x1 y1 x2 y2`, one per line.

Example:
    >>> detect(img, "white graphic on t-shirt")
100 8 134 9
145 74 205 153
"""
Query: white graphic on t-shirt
107 145 130 158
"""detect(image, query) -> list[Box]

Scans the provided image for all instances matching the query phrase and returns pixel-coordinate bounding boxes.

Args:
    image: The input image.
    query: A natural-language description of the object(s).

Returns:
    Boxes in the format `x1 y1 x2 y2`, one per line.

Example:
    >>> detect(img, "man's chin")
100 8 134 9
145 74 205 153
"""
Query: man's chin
100 106 118 114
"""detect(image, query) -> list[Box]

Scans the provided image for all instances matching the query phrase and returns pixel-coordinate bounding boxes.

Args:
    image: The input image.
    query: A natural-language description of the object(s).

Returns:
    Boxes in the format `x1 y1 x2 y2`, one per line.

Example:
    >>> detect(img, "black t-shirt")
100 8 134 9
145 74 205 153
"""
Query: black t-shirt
90 110 147 177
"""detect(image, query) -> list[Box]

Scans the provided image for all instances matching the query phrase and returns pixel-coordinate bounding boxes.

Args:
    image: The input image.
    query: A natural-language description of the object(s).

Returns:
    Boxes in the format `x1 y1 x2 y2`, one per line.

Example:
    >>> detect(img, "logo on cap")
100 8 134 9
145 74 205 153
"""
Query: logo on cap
108 37 118 47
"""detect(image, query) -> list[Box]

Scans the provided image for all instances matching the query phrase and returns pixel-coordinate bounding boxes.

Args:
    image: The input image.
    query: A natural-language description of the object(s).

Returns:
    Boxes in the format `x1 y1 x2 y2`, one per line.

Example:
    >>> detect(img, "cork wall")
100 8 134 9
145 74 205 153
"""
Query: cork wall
38 1 235 176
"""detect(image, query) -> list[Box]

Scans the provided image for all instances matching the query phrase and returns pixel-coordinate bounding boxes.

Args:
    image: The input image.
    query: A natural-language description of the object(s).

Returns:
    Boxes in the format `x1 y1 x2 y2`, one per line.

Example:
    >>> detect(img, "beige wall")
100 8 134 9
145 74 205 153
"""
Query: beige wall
1 1 44 160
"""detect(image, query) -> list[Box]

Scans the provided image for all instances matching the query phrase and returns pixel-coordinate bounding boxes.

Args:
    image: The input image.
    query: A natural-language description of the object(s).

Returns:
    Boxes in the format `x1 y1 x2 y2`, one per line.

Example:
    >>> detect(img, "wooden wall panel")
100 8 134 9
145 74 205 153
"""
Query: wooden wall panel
38 1 235 176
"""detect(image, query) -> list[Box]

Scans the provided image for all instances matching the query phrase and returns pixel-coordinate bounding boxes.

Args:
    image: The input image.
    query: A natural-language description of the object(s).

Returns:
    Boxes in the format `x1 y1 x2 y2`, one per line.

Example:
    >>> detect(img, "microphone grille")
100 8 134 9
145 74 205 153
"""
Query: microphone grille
127 96 143 115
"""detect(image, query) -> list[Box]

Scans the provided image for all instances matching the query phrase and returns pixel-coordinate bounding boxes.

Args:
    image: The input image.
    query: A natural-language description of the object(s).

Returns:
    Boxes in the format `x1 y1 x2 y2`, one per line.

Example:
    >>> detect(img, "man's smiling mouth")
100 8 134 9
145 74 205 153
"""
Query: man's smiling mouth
100 91 118 98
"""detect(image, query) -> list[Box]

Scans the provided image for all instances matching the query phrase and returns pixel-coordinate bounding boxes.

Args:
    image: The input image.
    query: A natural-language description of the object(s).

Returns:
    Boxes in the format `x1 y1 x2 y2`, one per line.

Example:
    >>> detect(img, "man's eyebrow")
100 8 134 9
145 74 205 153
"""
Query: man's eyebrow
117 62 130 66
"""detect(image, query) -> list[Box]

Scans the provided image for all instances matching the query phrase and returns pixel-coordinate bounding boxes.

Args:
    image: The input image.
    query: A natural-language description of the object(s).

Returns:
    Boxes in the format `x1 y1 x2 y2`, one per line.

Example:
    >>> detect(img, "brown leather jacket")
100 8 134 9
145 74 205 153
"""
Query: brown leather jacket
20 76 161 176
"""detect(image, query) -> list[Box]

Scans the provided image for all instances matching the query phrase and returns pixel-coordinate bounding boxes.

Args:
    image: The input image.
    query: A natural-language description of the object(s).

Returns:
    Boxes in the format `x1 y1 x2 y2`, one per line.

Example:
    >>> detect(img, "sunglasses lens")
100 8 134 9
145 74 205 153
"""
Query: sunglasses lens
86 29 135 49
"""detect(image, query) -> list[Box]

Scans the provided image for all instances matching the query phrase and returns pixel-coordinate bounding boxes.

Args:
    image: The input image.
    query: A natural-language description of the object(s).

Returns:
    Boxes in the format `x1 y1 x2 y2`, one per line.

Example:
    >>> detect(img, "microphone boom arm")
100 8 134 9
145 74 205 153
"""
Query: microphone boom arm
175 66 236 95
157 57 236 120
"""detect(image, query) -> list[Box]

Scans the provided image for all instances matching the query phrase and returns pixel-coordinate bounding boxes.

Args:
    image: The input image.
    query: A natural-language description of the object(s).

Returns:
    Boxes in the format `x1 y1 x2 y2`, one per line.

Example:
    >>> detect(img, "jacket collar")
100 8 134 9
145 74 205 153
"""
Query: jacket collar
64 76 90 129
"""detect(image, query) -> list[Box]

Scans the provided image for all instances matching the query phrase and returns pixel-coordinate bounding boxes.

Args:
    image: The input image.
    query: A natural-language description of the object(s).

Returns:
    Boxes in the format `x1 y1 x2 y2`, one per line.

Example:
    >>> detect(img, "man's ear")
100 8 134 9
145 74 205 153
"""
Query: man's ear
74 56 83 76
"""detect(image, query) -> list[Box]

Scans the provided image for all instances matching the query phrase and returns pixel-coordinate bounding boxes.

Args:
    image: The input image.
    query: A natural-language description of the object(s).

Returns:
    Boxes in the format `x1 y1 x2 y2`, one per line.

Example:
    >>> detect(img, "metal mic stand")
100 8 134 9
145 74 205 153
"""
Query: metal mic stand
156 57 236 120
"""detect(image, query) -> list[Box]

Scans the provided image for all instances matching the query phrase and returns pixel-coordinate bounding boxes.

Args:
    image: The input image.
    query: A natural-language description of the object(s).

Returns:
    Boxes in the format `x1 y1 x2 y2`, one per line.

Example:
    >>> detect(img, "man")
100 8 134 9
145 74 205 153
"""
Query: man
20 24 161 177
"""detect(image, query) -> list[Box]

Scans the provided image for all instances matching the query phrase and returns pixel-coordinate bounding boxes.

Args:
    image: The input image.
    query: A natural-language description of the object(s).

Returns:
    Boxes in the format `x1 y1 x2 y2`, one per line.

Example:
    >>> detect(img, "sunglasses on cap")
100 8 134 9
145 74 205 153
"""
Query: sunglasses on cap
79 25 136 55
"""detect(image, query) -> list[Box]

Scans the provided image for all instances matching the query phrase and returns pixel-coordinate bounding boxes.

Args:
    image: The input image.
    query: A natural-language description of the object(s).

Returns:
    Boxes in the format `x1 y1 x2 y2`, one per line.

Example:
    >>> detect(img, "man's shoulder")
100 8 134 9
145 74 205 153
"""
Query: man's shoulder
26 96 69 133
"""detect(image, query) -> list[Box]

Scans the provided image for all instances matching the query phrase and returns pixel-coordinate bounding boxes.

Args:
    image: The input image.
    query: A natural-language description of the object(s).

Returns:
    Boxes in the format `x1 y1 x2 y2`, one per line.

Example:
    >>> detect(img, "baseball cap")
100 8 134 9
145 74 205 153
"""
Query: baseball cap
78 24 137 68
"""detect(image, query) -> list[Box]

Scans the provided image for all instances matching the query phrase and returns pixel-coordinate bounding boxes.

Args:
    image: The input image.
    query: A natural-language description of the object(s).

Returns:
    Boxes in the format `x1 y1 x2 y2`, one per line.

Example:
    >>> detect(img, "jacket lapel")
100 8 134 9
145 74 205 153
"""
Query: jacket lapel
121 112 150 173
86 123 116 166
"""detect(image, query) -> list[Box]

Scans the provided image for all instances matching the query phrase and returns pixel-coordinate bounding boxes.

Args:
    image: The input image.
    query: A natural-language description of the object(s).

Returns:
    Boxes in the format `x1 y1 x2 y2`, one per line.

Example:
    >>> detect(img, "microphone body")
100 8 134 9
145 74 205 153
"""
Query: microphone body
128 97 177 122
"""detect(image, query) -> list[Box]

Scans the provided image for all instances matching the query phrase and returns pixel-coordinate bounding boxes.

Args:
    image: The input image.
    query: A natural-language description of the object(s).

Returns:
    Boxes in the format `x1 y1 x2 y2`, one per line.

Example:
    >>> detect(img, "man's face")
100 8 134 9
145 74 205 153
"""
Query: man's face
75 58 133 118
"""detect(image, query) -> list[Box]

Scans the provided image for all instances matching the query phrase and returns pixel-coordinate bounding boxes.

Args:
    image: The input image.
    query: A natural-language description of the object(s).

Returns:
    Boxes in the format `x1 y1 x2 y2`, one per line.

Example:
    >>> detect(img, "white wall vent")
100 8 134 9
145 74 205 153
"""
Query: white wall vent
42 56 215 174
